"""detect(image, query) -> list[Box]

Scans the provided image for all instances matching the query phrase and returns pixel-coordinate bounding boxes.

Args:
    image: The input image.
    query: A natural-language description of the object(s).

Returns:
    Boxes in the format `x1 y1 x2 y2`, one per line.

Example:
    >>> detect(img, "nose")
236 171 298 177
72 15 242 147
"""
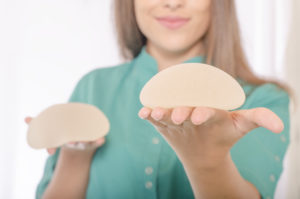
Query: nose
163 0 184 10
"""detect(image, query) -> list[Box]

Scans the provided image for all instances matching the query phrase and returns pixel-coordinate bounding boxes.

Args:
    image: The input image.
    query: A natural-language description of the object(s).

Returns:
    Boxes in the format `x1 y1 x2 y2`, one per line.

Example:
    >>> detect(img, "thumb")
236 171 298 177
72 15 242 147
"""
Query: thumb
232 107 284 134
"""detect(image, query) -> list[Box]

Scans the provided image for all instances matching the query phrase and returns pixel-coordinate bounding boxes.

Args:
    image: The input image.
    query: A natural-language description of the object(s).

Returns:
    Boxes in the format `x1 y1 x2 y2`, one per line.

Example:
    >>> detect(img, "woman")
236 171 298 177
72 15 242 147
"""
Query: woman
26 0 290 198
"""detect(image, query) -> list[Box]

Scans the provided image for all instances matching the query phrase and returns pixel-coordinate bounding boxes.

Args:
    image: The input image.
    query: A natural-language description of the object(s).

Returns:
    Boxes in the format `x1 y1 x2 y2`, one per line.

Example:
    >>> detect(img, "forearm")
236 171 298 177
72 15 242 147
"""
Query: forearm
43 148 95 199
182 154 260 199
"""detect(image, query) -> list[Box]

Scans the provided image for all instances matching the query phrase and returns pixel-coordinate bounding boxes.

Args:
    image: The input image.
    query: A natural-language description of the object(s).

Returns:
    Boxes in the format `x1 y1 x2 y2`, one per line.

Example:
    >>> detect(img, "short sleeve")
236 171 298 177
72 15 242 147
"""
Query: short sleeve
231 83 290 199
35 73 91 199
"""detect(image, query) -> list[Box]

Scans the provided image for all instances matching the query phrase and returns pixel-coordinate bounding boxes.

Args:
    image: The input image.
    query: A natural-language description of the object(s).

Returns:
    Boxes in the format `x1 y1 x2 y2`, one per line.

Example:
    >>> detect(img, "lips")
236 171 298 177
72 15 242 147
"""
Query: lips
156 16 190 30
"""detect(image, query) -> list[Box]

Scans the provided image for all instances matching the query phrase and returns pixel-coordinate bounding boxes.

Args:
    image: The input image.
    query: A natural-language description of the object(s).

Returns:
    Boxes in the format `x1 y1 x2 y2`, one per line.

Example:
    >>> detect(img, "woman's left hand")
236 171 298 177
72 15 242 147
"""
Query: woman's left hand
138 106 284 170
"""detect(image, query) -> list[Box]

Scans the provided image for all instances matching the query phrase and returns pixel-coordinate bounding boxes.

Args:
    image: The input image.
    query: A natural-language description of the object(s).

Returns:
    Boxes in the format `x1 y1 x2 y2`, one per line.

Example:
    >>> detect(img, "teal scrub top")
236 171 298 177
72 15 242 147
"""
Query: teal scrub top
36 47 290 199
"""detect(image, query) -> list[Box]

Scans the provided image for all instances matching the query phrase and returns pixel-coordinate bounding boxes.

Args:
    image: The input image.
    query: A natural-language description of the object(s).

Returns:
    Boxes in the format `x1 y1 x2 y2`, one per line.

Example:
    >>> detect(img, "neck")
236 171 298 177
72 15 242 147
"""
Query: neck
146 41 205 71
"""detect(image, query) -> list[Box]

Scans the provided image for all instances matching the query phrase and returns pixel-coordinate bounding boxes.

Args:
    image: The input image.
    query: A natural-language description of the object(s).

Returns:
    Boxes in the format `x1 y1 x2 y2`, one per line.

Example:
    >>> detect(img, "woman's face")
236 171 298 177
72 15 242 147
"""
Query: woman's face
135 0 211 54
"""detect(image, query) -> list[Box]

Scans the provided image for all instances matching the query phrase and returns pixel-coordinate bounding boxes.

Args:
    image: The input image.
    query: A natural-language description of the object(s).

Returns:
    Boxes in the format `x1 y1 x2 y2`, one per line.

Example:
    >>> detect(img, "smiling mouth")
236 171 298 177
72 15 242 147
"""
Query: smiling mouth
156 16 190 30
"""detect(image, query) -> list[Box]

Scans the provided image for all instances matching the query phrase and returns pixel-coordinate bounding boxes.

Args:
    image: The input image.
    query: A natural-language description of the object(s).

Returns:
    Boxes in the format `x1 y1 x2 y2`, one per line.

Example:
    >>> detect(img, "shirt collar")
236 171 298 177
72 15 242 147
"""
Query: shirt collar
133 46 205 83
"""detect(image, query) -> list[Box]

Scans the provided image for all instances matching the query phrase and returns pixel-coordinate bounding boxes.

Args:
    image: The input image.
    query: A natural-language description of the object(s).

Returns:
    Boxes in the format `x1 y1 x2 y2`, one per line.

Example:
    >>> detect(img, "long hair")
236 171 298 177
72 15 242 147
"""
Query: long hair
113 0 291 93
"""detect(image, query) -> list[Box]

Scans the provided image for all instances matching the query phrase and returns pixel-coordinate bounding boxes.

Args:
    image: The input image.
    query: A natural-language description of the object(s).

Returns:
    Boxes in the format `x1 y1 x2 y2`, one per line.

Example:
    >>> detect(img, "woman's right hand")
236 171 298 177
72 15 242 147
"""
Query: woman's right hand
24 116 106 155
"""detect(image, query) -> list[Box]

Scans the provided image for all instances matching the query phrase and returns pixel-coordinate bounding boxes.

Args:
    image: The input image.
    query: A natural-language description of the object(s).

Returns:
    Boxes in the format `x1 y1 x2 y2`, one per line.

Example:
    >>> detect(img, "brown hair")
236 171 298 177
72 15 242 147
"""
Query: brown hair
113 0 292 96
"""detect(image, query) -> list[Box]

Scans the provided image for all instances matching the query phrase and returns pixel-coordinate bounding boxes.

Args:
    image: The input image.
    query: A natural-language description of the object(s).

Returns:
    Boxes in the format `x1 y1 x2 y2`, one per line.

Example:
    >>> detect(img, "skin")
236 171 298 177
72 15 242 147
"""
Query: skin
138 107 282 198
24 0 284 198
135 0 210 70
136 0 284 198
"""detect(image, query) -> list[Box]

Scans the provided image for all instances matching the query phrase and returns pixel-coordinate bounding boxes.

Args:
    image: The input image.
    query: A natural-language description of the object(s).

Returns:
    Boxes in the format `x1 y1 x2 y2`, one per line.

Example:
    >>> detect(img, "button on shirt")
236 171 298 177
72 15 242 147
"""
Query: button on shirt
36 47 290 199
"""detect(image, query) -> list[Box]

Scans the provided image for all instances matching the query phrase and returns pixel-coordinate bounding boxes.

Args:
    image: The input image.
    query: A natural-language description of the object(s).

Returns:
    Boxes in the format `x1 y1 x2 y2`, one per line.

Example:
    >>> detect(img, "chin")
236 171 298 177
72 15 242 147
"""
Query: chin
157 42 194 54
155 34 196 52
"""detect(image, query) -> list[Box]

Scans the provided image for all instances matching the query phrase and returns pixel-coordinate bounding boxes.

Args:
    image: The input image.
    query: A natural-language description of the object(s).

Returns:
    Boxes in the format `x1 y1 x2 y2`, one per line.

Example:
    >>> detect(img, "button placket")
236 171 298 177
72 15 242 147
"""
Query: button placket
142 133 162 199
145 167 153 175
145 181 153 189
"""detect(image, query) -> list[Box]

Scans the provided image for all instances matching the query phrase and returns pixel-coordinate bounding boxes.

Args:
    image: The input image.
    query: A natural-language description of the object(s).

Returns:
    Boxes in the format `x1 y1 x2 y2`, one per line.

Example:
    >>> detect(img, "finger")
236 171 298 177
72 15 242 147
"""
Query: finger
233 107 284 134
146 113 167 129
47 148 56 155
140 107 171 130
171 107 193 125
190 107 216 125
24 117 33 124
138 107 167 127
151 107 173 125
138 107 151 119
139 107 167 129
151 107 165 121
94 137 106 147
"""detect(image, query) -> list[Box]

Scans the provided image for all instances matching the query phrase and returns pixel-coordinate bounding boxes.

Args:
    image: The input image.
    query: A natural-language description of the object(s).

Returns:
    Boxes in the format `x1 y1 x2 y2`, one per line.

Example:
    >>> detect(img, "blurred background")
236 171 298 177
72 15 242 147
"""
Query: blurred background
0 0 299 198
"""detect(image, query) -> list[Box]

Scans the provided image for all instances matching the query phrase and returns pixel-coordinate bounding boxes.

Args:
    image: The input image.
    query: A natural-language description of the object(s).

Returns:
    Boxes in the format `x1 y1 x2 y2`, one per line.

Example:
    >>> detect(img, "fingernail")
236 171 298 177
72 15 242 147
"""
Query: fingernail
139 109 149 119
193 116 202 125
152 111 163 121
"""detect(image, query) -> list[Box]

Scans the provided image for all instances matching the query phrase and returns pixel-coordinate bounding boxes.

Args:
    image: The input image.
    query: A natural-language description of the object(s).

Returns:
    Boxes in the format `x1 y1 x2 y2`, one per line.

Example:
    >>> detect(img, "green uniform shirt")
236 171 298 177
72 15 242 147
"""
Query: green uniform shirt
36 47 290 199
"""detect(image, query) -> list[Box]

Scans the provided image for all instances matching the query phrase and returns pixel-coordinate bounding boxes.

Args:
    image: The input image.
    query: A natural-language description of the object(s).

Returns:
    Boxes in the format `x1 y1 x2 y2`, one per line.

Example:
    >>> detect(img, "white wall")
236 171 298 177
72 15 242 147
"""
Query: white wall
1 0 121 198
236 0 292 79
